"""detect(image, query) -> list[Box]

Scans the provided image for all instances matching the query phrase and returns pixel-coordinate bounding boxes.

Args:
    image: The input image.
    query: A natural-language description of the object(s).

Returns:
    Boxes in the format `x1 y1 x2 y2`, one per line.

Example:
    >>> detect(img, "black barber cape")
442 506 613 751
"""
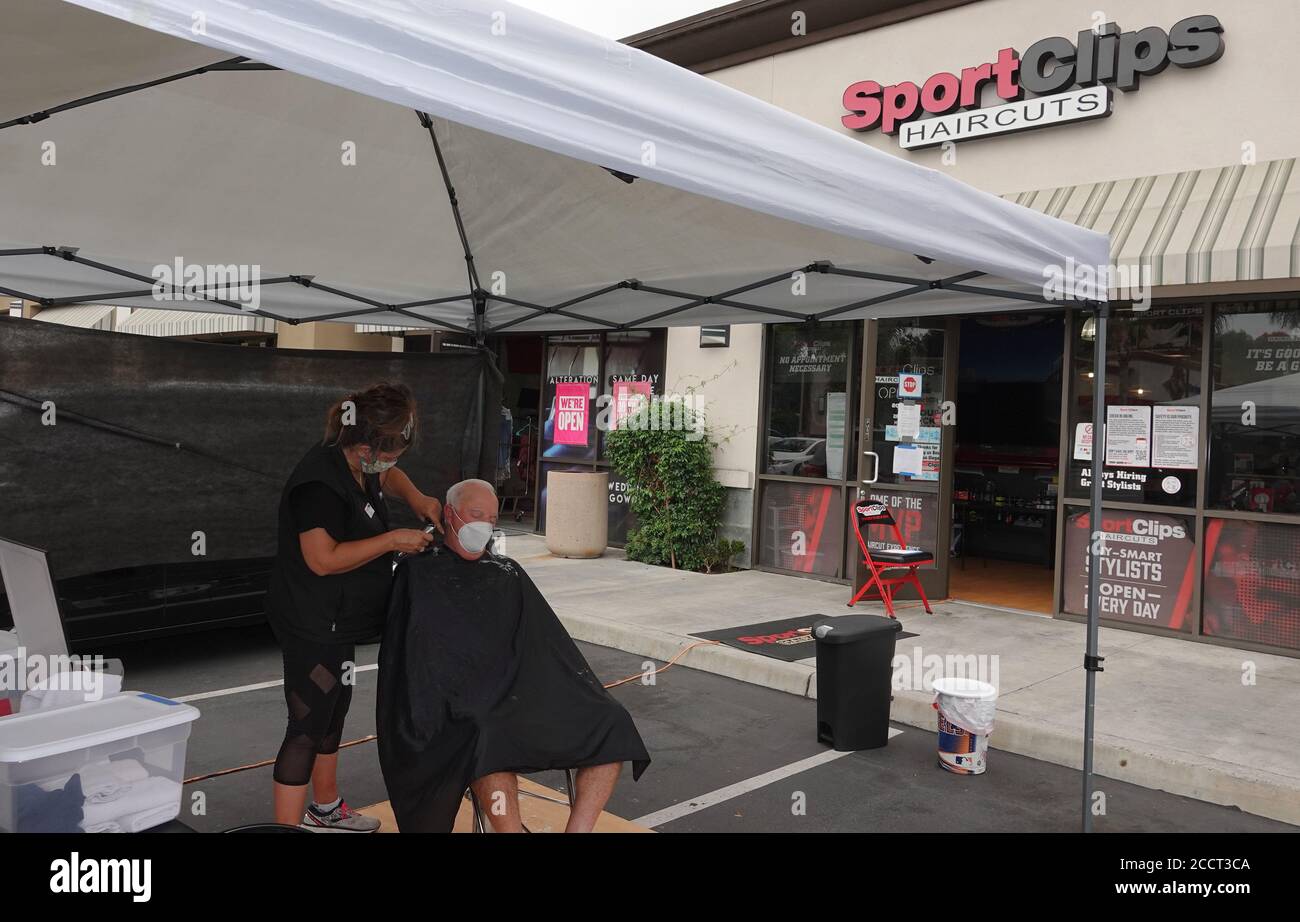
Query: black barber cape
376 545 651 832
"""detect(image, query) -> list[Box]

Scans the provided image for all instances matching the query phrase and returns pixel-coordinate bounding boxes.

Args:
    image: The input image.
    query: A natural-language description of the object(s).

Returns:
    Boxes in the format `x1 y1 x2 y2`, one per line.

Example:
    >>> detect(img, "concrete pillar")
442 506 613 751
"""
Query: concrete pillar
274 321 395 351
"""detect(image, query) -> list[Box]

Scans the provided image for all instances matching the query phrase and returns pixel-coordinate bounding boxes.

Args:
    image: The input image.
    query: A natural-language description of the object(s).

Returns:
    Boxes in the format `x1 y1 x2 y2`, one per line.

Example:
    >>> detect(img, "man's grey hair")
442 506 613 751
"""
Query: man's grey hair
447 478 497 508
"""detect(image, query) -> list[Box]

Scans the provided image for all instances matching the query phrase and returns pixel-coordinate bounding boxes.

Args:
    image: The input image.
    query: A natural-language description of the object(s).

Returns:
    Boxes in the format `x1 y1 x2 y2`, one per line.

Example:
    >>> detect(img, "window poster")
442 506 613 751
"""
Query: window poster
553 381 590 446
825 392 846 482
1104 405 1151 467
1063 510 1195 630
1152 405 1199 470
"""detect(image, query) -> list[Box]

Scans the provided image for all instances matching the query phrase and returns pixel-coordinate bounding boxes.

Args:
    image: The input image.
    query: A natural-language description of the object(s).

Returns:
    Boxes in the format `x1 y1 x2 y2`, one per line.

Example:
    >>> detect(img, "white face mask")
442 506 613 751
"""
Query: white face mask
450 505 494 554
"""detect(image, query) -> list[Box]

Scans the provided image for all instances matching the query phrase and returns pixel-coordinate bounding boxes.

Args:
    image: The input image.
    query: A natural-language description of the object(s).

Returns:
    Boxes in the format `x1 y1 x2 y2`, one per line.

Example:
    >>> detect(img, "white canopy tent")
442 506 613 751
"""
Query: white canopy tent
0 0 1113 830
0 0 1107 333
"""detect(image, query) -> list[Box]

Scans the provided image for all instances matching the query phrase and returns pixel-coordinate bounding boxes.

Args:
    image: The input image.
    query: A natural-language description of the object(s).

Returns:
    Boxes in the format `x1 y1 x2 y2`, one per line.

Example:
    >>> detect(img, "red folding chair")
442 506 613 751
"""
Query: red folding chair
848 500 933 617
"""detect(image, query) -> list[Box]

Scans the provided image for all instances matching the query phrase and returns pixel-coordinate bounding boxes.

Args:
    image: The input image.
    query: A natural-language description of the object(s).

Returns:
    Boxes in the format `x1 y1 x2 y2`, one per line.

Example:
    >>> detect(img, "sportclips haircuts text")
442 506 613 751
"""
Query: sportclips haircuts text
841 15 1224 150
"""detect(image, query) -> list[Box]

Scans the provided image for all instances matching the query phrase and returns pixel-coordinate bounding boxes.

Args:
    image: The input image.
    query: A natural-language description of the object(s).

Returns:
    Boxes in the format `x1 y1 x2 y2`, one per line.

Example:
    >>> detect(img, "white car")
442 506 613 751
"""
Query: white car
768 437 826 475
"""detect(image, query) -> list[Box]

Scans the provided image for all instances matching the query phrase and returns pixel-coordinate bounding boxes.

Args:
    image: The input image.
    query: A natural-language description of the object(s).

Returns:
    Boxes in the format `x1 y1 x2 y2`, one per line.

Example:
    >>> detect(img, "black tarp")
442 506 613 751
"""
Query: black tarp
0 316 500 580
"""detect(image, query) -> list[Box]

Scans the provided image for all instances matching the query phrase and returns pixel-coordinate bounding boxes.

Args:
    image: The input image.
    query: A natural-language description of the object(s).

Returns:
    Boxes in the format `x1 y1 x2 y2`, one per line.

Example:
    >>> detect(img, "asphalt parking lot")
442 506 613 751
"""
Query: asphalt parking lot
101 624 1295 833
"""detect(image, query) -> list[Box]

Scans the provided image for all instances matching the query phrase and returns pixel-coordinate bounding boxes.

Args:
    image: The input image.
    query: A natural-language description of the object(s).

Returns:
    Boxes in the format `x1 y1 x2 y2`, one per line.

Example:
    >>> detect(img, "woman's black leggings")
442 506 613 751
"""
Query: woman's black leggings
273 633 356 787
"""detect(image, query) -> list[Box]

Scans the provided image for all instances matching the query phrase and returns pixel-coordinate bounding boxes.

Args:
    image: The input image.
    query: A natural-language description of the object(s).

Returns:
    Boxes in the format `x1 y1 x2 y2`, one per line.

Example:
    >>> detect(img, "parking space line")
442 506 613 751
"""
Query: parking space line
173 663 378 703
632 728 903 828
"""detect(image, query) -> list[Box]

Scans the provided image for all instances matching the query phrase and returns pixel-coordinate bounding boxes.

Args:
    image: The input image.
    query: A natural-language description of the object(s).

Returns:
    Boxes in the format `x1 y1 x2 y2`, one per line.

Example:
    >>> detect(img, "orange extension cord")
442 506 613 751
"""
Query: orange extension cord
182 639 720 785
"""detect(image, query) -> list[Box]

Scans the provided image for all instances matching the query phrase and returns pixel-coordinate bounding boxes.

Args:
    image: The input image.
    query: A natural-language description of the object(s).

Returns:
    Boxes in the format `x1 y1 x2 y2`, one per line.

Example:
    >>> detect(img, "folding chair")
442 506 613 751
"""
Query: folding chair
467 768 577 833
848 500 933 617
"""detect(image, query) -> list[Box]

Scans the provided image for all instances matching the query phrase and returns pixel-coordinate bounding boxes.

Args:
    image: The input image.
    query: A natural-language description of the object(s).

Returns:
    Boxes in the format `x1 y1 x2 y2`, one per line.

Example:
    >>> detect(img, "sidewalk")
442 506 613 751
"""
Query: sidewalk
504 532 1300 826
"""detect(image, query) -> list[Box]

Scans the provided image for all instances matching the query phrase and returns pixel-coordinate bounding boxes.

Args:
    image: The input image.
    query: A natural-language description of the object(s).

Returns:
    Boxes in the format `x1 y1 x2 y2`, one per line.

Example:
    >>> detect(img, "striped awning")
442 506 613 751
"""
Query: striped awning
117 309 276 338
1006 158 1300 299
355 324 419 334
31 304 121 330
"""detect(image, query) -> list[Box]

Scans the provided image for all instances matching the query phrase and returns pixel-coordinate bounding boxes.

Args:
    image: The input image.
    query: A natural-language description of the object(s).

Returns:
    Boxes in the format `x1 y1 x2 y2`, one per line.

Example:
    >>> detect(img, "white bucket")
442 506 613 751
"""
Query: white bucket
932 677 997 775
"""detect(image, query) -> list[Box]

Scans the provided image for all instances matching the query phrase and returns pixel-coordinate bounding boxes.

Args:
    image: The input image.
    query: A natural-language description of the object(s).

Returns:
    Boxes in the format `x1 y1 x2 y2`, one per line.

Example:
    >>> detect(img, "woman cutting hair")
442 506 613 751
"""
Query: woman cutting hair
266 382 443 831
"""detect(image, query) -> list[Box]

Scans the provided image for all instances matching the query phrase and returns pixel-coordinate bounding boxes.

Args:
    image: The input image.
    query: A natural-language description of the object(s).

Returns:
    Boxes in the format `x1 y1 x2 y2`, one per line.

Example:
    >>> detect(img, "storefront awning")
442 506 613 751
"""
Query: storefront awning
1006 158 1300 300
31 305 120 331
117 308 276 338
355 324 422 335
0 0 1107 337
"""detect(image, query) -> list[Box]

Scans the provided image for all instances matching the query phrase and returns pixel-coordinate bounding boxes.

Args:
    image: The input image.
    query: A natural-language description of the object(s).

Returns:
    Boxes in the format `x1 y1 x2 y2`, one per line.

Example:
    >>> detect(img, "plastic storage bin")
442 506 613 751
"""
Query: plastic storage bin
0 691 200 833
0 632 20 717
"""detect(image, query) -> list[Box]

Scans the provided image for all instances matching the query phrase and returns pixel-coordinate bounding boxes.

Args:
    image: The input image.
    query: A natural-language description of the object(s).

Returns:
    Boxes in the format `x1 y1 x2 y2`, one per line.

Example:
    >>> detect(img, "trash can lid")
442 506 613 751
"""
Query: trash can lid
811 614 902 644
932 677 997 699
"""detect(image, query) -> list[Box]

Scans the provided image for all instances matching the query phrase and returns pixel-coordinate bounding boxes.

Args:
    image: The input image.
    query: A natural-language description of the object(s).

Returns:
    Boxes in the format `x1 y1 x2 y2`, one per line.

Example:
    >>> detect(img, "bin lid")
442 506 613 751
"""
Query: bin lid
812 614 902 644
932 677 997 699
0 691 200 763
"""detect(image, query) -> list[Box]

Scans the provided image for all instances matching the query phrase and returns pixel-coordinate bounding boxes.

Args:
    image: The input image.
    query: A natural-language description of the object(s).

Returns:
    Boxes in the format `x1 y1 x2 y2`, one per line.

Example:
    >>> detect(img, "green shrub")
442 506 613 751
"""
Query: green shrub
605 396 745 573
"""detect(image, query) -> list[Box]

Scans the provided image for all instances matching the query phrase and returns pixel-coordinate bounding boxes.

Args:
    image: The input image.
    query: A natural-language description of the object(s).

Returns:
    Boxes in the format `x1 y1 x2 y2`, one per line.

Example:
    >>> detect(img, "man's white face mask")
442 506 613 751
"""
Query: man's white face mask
450 504 494 554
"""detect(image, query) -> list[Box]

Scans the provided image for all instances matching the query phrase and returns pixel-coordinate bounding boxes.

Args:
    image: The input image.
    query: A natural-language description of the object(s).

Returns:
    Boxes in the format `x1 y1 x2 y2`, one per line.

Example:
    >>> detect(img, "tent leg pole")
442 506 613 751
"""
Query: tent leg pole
472 288 487 347
1083 301 1108 833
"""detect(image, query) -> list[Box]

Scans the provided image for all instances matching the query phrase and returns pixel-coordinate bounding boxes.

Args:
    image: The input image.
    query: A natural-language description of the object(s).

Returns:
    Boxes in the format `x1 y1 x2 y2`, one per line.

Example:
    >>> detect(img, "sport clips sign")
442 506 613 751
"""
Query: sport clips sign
841 15 1224 150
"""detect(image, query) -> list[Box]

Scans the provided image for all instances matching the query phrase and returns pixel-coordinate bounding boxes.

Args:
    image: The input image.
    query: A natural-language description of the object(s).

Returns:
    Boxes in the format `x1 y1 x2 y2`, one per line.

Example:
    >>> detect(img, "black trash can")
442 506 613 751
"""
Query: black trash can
813 614 902 751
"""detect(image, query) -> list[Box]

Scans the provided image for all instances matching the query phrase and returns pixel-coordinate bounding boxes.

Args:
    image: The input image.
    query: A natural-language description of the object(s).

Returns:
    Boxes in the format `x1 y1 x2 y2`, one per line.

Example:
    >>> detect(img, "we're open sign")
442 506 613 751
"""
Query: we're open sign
554 382 590 446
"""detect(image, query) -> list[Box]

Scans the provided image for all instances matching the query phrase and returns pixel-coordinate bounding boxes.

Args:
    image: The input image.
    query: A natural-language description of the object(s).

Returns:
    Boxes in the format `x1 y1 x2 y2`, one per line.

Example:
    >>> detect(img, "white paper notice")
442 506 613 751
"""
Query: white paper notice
897 403 922 440
1073 422 1093 461
825 392 846 481
893 444 923 477
1105 406 1151 467
1152 405 1199 470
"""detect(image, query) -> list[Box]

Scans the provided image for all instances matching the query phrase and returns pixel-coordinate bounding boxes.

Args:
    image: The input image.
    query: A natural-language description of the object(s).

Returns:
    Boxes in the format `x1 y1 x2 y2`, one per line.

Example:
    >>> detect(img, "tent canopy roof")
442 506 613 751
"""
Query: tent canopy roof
0 0 1108 335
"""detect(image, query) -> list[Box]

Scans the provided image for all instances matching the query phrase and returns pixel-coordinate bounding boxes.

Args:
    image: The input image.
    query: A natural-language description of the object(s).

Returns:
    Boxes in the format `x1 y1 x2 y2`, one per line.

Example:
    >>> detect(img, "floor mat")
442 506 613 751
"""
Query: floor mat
692 615 916 662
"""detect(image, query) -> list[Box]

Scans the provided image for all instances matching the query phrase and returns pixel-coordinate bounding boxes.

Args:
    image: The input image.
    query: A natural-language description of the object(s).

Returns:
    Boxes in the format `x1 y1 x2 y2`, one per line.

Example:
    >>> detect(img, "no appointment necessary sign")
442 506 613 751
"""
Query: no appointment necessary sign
841 15 1224 150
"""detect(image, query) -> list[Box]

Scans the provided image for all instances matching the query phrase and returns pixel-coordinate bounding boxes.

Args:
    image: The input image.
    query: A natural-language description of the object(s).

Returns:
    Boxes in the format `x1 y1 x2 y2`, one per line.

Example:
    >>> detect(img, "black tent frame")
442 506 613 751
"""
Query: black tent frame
0 53 1112 832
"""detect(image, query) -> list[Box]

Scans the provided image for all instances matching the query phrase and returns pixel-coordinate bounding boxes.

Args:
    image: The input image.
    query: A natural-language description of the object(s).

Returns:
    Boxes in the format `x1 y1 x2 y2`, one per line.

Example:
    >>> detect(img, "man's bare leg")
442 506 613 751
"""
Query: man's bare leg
565 762 622 833
471 772 523 832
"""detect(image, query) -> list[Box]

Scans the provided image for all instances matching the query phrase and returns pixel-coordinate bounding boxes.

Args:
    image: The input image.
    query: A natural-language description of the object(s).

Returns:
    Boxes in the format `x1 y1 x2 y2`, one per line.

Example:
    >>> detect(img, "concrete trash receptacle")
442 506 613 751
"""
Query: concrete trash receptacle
545 471 608 558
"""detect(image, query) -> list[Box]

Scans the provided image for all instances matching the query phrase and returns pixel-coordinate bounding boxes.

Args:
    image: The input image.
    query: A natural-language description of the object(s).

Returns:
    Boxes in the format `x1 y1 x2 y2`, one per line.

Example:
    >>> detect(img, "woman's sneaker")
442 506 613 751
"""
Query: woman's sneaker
300 799 381 833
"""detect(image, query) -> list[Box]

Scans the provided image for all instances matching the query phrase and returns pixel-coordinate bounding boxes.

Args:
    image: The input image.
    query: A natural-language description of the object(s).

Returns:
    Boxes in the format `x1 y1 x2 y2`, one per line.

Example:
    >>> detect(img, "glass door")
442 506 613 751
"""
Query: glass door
850 316 956 600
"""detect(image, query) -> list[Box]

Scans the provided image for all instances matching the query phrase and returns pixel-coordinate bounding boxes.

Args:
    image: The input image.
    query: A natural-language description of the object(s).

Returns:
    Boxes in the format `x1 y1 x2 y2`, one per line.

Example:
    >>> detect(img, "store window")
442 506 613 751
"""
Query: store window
763 322 854 480
1203 518 1300 650
1067 304 1202 507
871 319 945 487
757 481 844 577
537 330 666 546
600 330 666 460
1207 300 1300 515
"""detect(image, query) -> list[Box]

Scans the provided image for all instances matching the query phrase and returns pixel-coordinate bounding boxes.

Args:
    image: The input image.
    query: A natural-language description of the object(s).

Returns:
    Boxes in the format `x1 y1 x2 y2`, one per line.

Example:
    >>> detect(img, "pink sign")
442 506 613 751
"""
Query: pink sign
553 382 590 446
610 379 652 430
